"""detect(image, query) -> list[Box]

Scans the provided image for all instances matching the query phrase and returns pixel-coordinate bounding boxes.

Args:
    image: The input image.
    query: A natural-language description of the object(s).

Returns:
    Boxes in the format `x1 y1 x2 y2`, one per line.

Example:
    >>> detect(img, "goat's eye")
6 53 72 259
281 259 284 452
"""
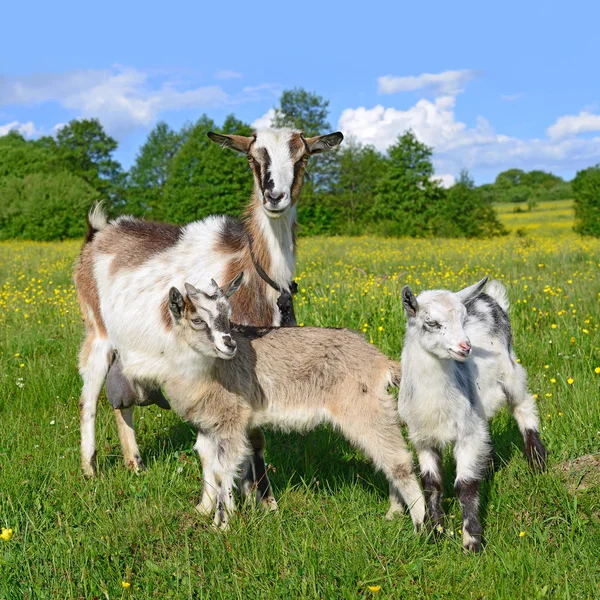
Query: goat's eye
247 156 254 163
191 317 205 327
425 320 441 329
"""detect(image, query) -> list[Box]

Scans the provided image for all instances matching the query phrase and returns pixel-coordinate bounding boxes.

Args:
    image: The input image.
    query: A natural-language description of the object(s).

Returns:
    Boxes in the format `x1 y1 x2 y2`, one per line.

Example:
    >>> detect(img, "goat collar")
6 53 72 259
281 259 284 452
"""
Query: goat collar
246 232 298 326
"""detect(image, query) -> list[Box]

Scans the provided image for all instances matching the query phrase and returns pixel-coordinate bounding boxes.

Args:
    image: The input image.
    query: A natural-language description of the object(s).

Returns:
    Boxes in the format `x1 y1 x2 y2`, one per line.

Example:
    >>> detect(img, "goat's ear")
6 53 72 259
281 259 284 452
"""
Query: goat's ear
402 286 418 317
455 276 488 304
304 132 344 154
207 132 254 154
184 282 200 299
169 287 185 320
224 272 244 298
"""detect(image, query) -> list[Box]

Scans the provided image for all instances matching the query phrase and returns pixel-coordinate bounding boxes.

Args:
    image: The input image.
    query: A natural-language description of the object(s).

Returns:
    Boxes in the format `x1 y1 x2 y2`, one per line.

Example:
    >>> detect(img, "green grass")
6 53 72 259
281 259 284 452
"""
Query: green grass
1 226 599 598
495 199 575 235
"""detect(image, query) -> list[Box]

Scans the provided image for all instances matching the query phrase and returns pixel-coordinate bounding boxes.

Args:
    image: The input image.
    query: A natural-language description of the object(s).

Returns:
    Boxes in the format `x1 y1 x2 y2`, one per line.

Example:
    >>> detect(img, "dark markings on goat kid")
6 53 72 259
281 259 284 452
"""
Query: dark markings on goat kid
465 293 512 351
454 479 484 552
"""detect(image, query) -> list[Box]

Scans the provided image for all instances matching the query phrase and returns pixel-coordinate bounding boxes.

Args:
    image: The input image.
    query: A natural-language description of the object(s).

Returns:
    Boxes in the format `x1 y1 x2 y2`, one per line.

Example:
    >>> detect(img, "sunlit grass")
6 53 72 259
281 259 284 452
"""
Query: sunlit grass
1 228 599 598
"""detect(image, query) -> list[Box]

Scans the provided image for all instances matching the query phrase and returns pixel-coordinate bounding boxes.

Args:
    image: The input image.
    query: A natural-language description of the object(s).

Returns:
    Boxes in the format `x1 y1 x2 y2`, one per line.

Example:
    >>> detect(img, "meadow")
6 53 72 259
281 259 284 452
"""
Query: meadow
1 201 599 599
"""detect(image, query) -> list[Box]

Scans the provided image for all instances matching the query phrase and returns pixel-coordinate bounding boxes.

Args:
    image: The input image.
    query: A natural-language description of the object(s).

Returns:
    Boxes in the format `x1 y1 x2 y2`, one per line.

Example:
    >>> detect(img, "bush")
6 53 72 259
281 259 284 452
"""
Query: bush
0 172 97 241
573 165 600 236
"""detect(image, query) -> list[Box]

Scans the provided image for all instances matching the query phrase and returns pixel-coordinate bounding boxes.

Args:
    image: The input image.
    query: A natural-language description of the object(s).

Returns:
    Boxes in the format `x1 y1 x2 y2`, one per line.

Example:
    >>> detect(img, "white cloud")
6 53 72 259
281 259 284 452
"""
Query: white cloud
546 111 600 140
0 66 228 137
432 174 455 188
215 70 242 80
339 95 600 178
378 69 479 96
251 108 276 130
501 93 524 102
0 120 39 137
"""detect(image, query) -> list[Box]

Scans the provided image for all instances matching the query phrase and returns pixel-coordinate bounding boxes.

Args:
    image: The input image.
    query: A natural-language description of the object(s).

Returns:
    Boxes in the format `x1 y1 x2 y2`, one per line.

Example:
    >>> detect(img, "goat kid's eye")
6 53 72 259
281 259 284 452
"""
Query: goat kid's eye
191 317 206 327
425 320 441 329
247 156 254 163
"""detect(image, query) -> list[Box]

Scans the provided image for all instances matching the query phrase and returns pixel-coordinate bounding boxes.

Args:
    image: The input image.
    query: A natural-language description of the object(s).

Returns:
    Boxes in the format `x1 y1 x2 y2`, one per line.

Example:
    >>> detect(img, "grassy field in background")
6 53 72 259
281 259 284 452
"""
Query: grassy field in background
495 198 575 235
1 203 599 598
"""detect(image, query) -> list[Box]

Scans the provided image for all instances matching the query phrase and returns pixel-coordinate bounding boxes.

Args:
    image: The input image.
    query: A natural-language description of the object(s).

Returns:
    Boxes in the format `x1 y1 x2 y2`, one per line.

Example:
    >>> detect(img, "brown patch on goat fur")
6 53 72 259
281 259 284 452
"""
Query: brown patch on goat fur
393 462 414 481
160 296 173 331
74 243 107 338
97 218 183 274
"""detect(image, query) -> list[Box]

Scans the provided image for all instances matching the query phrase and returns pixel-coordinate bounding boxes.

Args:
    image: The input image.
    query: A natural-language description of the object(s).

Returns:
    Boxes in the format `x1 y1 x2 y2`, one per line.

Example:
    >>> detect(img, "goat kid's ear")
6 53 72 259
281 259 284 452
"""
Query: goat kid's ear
224 272 244 298
402 286 419 317
207 132 254 154
455 276 489 304
184 282 200 299
169 287 185 320
304 132 344 154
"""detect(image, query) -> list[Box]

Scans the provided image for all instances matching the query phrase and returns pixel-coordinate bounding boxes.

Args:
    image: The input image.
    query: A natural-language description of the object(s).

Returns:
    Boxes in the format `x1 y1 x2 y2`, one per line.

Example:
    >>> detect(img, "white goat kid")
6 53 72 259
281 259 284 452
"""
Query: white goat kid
398 277 547 552
150 275 426 531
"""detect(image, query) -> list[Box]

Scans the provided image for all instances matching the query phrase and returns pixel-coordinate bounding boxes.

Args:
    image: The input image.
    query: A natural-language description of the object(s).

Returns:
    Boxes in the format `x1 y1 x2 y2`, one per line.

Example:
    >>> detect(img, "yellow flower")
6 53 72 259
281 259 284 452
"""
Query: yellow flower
14 353 20 357
544 365 549 369
595 367 600 374
122 581 131 589
1 528 13 541
368 586 381 593
550 378 556 384
551 324 557 329
567 377 574 385
519 531 525 538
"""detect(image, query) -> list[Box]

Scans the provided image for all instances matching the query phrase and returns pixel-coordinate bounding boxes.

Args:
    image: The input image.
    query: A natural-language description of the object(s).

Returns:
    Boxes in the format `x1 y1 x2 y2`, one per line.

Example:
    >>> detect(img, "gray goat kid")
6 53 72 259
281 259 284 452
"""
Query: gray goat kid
398 277 547 552
158 275 425 531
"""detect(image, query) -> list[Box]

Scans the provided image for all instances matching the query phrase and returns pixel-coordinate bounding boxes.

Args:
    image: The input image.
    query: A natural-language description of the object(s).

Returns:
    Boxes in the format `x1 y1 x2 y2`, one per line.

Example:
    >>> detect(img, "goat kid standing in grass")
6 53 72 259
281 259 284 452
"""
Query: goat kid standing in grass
398 277 547 553
132 274 426 531
74 128 343 512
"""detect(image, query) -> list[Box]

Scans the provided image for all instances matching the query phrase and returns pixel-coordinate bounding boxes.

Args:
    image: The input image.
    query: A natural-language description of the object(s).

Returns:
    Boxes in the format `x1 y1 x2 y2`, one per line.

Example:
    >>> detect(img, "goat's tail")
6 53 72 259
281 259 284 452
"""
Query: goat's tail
485 279 510 313
85 201 108 243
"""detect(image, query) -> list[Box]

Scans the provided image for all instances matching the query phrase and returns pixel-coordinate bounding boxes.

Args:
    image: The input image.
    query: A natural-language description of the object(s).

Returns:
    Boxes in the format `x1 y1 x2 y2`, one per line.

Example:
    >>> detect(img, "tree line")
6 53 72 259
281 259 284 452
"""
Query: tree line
0 88 597 241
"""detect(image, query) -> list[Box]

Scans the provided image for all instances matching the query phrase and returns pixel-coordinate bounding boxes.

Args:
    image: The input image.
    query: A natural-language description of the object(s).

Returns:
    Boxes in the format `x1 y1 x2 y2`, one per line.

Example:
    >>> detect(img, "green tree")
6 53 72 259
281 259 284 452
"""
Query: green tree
436 170 506 238
55 118 123 199
573 165 600 236
0 171 97 241
0 131 59 178
272 88 331 137
371 131 443 237
126 121 188 217
161 114 253 223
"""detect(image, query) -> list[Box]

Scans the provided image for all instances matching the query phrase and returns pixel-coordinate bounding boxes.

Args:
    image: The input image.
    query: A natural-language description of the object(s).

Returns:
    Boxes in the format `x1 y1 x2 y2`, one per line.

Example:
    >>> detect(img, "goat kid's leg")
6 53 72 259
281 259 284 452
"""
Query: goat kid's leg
194 431 219 517
454 425 491 553
505 370 547 471
114 407 144 472
340 415 425 531
417 446 444 533
79 334 112 477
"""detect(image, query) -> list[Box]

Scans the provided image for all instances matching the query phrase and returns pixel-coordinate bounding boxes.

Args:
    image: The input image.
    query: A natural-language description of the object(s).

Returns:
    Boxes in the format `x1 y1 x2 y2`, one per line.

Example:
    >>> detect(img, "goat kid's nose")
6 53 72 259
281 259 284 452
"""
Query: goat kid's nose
265 191 285 205
223 335 236 351
458 340 471 351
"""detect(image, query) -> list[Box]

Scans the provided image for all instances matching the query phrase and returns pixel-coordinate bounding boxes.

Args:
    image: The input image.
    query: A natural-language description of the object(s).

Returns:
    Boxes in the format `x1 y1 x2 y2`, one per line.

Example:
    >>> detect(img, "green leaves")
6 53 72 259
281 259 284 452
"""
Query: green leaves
573 165 600 236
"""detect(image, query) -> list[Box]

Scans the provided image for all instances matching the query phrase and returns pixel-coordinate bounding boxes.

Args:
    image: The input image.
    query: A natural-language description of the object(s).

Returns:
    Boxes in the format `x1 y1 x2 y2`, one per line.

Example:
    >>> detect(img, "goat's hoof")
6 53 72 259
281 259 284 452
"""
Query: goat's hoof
260 497 279 512
462 533 482 553
125 456 146 473
82 460 97 478
385 506 405 521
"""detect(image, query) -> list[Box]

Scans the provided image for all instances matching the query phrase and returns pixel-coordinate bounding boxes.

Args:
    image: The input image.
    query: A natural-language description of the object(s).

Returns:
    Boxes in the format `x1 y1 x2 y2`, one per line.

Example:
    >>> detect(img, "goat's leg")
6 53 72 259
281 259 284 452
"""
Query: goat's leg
194 431 219 517
337 411 425 531
454 423 491 553
416 446 444 533
79 334 112 477
239 428 278 512
503 365 547 471
114 407 144 472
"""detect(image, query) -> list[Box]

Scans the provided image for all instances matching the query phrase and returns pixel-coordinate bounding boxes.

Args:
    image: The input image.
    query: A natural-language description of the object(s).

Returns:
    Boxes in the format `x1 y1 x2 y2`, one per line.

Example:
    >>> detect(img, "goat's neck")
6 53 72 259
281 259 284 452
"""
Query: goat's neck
245 196 297 290
402 332 455 379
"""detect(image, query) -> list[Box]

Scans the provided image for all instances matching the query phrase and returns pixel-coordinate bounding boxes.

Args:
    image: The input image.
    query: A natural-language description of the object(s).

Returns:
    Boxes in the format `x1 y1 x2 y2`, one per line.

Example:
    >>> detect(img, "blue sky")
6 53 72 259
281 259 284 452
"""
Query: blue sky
2 0 599 185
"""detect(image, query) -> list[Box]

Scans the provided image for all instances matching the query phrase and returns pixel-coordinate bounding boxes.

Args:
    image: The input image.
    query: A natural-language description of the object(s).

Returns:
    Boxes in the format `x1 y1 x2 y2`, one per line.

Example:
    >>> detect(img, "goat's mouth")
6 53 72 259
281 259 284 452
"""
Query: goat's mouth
449 348 471 361
263 206 286 218
216 347 237 360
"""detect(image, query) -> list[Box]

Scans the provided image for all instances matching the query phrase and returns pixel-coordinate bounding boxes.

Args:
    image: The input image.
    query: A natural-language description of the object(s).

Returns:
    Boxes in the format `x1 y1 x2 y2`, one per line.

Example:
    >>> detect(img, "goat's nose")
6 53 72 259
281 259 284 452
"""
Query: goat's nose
222 335 236 351
458 339 471 351
265 191 285 205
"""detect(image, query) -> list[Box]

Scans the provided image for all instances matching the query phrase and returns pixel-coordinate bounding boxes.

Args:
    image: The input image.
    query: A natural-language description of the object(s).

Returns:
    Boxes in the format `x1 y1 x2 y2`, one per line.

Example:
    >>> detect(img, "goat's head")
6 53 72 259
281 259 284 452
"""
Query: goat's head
207 128 343 218
401 277 488 362
168 273 243 359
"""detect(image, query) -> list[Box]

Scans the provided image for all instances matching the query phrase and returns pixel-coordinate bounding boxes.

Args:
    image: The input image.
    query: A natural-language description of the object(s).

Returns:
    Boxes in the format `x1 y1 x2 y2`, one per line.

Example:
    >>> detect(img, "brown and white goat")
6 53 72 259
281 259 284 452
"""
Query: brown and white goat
73 128 343 508
151 275 425 531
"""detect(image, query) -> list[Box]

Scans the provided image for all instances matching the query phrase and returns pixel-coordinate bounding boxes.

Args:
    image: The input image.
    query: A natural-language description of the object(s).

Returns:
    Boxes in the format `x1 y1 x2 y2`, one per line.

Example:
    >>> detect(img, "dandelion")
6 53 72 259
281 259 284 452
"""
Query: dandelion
551 324 557 329
1 528 13 541
19 363 24 368
567 377 574 385
595 367 600 374
122 581 131 589
368 585 381 593
550 378 556 384
519 531 526 538
558 412 564 417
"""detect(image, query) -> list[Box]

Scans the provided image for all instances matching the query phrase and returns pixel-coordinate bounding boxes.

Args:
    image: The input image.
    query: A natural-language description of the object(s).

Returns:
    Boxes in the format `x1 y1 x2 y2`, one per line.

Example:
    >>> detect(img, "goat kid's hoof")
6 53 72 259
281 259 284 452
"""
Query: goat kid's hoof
462 533 482 553
385 506 405 521
82 459 97 478
260 497 279 512
125 456 146 473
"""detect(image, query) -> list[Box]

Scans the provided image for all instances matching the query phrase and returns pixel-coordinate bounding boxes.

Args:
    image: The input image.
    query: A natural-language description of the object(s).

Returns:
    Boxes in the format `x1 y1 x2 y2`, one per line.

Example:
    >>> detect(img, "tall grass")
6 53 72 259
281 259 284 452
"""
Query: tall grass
1 204 599 598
